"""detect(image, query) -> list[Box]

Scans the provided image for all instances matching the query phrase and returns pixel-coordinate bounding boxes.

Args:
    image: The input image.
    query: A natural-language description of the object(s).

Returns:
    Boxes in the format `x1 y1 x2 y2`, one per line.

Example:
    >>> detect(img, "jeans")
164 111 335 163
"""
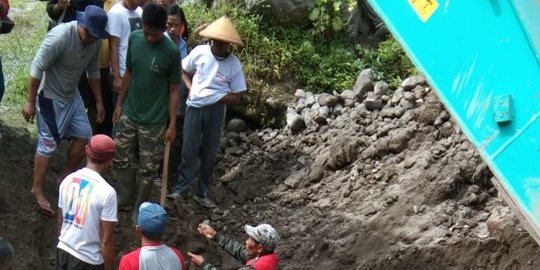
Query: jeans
173 102 226 198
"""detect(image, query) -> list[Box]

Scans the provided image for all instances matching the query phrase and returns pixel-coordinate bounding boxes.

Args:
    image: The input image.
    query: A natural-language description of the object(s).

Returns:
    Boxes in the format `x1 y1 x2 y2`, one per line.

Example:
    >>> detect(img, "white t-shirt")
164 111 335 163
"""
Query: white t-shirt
182 45 247 108
57 167 118 265
106 3 142 77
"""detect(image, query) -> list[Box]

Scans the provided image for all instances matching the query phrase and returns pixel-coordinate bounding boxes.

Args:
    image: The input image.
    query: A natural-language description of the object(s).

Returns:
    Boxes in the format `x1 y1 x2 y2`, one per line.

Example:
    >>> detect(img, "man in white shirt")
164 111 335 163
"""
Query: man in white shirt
106 0 143 94
56 134 117 270
168 16 247 208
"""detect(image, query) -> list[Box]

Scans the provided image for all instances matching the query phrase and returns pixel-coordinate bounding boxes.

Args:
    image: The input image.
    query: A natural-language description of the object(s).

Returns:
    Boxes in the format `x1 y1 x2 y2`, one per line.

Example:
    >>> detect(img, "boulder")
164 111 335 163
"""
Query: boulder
286 109 306 133
353 68 374 101
317 93 339 107
228 118 247 133
401 75 427 91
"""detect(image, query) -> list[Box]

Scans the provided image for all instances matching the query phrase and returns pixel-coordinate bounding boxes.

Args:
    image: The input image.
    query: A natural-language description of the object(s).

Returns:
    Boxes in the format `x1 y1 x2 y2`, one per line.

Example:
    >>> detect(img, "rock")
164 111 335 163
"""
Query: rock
247 133 264 147
295 89 306 98
353 68 374 101
284 169 308 189
228 118 246 133
318 106 330 118
324 137 359 170
220 165 242 183
403 91 416 102
344 99 356 108
439 122 454 137
434 110 450 126
340 89 356 100
308 164 325 183
219 137 228 150
401 75 427 91
225 146 244 156
286 109 306 133
314 115 328 125
333 104 343 116
317 93 339 107
374 81 389 97
305 92 316 107
403 158 415 168
364 97 382 111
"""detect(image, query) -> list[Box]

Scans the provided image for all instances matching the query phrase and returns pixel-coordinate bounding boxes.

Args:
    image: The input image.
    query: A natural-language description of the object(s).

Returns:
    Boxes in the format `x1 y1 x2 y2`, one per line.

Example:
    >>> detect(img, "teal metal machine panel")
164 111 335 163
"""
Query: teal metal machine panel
368 0 540 244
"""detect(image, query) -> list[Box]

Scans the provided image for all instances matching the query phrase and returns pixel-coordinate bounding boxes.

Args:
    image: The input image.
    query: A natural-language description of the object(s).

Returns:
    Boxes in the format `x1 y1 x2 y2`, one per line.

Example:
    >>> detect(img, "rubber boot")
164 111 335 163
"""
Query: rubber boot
131 179 153 224
116 168 137 211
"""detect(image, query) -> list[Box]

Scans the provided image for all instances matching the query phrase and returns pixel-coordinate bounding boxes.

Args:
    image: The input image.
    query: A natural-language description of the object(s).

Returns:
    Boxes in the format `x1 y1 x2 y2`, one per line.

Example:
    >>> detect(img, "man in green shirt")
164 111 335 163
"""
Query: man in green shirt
112 2 180 221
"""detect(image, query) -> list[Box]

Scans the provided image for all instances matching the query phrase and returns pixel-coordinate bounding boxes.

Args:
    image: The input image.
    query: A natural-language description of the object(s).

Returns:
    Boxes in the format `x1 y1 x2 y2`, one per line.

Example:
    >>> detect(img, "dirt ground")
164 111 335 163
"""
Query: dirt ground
1 79 540 269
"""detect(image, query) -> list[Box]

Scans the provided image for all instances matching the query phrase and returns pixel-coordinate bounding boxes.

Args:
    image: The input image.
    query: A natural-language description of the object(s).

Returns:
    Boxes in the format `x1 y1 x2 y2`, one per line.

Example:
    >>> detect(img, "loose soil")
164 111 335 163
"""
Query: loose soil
1 84 540 269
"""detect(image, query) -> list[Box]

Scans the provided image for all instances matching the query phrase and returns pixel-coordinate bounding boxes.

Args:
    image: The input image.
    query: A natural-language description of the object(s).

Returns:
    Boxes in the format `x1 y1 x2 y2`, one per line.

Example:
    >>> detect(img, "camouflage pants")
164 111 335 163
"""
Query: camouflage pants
113 114 165 183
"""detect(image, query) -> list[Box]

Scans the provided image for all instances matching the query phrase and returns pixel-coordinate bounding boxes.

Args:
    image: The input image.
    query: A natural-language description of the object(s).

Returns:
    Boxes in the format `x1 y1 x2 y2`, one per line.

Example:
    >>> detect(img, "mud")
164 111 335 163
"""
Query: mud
1 75 540 269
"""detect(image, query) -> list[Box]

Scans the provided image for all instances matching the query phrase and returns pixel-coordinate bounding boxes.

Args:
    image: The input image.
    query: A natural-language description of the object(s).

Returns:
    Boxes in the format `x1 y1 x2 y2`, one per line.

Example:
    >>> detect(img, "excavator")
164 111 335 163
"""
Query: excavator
368 0 540 245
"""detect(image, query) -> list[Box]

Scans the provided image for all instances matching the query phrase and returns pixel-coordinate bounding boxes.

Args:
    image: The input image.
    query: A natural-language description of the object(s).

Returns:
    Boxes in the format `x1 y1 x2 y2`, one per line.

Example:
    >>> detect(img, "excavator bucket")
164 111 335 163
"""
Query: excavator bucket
367 0 540 244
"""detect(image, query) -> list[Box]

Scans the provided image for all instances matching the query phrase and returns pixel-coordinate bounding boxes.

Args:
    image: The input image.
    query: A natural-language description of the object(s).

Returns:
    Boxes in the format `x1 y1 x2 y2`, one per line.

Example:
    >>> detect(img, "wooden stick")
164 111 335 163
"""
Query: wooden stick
160 141 171 207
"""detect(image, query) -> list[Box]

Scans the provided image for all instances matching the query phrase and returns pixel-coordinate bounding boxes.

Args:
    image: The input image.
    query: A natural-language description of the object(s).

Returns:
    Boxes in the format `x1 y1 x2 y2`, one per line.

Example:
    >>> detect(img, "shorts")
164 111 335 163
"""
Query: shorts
55 248 104 270
36 91 92 157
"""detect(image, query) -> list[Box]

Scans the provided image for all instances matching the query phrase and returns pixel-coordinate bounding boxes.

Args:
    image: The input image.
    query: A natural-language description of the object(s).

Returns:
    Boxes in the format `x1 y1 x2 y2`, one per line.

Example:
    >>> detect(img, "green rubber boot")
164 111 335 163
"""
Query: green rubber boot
115 168 137 211
132 179 153 224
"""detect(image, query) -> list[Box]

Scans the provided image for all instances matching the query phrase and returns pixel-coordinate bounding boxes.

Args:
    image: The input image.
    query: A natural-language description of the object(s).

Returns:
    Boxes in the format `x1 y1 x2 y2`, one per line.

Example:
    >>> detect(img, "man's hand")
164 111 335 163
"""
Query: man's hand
96 102 105 124
187 252 205 267
112 106 122 124
197 223 217 240
113 77 122 94
22 101 36 123
165 126 175 143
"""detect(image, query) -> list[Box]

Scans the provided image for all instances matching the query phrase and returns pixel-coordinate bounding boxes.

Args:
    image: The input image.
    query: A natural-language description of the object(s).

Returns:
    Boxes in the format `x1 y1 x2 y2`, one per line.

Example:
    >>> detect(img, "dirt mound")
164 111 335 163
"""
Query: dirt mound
1 73 539 269
173 73 540 269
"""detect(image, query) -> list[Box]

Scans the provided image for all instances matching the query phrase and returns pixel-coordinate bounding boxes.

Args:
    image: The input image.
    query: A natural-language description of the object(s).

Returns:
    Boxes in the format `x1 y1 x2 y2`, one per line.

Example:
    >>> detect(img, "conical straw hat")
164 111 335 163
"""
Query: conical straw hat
199 16 244 47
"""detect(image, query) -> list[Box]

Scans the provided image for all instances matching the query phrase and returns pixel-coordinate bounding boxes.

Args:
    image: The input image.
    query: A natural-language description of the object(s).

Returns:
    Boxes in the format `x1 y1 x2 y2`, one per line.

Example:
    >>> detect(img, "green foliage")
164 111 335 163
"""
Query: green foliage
0 0 47 132
309 0 356 39
367 37 417 88
181 2 416 126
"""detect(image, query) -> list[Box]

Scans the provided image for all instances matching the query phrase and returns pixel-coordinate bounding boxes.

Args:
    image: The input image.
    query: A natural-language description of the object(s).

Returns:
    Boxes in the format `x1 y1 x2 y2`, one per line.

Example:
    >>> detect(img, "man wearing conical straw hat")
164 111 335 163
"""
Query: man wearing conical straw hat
168 16 246 208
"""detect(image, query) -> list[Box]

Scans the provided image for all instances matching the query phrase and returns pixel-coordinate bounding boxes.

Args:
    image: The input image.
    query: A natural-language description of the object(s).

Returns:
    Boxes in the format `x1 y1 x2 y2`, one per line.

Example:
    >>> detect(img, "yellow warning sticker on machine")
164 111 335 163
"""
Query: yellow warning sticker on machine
408 0 439 22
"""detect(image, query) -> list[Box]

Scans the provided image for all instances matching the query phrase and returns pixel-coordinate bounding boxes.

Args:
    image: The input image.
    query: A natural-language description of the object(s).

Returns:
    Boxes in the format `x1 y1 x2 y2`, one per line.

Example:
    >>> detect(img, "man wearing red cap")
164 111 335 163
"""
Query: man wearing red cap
56 134 117 270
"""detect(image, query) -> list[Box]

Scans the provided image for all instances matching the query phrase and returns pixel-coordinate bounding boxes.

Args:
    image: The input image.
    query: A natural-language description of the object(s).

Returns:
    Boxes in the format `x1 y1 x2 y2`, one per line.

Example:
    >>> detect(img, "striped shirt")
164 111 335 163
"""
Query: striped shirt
119 242 185 270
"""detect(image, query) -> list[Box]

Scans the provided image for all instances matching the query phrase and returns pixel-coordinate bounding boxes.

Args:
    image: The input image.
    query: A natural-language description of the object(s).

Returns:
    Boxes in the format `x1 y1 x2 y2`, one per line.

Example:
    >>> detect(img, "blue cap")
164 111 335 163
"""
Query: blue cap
138 202 167 237
76 5 110 39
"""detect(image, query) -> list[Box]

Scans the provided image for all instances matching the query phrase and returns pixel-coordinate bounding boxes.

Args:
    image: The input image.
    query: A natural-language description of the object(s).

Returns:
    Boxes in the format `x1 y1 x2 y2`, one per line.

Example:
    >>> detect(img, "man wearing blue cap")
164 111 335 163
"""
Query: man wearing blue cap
22 5 109 217
119 202 185 270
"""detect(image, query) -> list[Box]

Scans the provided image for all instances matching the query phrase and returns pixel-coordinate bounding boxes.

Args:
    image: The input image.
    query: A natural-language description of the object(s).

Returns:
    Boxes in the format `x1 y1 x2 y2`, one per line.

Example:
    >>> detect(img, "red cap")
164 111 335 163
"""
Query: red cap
85 135 116 162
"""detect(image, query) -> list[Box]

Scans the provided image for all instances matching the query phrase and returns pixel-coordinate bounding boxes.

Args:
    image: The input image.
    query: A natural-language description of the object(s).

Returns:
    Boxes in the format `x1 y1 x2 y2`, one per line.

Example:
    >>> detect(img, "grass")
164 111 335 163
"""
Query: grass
0 0 48 134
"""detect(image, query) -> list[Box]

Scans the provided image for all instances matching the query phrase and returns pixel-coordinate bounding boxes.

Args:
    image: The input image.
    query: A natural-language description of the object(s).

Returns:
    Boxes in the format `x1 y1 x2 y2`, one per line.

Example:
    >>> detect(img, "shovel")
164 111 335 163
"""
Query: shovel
160 141 171 207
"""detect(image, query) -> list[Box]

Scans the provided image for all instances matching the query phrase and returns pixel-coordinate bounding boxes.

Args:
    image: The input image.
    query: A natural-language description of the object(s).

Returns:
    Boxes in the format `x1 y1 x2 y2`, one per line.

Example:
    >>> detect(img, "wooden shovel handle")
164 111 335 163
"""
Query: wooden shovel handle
160 141 171 207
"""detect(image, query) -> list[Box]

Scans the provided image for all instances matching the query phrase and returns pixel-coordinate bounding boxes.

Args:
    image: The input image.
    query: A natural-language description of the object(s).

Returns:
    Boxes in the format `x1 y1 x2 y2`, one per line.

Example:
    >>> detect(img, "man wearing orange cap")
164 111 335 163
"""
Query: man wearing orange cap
168 16 246 208
56 134 117 270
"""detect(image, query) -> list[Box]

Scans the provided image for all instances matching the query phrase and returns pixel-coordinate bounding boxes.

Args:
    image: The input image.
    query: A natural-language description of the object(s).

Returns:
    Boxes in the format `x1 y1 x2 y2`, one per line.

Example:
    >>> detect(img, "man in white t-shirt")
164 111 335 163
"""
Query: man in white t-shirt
106 0 143 94
56 134 117 270
168 16 247 208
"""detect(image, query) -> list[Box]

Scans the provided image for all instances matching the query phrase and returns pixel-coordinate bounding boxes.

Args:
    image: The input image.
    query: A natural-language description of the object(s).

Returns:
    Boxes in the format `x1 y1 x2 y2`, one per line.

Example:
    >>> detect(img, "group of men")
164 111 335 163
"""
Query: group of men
15 0 280 269
26 0 244 217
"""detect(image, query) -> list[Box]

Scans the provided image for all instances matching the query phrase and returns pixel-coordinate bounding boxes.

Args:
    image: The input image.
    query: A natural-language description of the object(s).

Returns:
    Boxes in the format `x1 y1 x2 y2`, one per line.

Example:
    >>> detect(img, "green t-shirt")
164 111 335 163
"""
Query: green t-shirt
124 30 180 125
